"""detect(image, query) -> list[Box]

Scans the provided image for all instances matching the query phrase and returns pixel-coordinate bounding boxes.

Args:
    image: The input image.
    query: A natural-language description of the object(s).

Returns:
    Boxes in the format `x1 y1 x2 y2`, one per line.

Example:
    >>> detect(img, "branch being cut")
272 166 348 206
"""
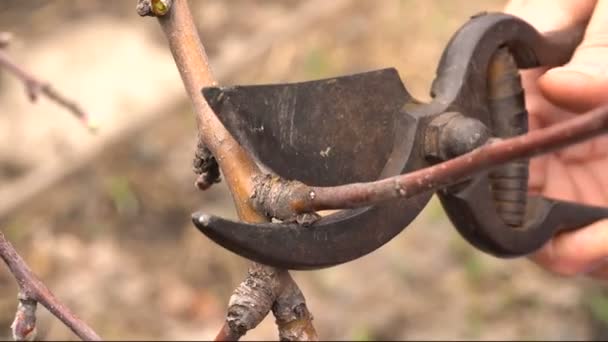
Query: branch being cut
0 48 95 132
253 104 608 219
0 232 101 341
136 0 317 340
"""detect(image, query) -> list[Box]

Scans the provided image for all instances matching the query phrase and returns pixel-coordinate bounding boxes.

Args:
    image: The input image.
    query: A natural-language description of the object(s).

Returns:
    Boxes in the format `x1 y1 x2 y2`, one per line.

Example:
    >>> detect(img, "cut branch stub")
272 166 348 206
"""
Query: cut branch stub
223 263 283 340
193 137 221 191
11 292 37 341
272 273 317 341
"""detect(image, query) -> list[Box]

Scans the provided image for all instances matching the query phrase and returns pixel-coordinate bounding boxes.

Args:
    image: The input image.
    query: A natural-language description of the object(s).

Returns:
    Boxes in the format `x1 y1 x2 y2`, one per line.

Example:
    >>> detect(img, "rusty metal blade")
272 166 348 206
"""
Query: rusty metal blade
203 68 411 186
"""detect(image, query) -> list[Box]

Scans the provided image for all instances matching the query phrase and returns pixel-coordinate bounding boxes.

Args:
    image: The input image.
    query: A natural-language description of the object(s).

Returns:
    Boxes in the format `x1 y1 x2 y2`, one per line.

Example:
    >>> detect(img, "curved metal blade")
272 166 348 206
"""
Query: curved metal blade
203 68 411 185
192 189 432 270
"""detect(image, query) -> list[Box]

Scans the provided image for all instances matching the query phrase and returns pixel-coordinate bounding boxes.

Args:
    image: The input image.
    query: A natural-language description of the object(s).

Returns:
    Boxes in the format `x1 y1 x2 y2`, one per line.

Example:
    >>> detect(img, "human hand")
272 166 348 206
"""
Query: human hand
504 0 608 279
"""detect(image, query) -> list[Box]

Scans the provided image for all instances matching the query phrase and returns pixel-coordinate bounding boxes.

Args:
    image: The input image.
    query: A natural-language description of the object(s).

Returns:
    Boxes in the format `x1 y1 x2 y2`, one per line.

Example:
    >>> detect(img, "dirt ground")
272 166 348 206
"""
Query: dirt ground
0 0 607 340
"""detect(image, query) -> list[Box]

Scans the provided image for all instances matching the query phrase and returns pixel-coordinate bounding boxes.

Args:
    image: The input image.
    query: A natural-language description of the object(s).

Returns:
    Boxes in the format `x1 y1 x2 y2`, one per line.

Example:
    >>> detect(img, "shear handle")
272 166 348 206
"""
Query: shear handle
537 197 608 237
536 22 586 67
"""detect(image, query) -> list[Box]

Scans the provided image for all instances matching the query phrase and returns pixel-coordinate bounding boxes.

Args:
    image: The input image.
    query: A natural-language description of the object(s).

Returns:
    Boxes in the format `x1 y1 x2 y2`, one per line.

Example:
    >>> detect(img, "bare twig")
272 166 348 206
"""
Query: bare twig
0 49 95 132
253 104 608 218
138 0 317 340
0 232 101 341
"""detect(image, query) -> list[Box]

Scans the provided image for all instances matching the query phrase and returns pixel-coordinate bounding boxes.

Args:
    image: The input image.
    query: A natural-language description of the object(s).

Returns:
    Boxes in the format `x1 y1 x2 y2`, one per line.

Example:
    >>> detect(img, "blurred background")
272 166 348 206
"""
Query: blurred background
0 0 607 340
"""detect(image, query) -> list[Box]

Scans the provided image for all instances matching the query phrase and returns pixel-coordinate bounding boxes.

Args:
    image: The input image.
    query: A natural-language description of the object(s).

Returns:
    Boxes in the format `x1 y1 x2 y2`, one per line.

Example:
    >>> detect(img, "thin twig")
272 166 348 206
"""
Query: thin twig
0 49 95 132
137 0 317 340
261 104 608 216
0 232 101 341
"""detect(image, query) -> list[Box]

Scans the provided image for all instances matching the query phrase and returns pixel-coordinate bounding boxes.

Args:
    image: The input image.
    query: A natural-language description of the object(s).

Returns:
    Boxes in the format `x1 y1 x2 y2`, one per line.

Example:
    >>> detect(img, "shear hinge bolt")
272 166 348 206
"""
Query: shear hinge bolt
424 112 491 161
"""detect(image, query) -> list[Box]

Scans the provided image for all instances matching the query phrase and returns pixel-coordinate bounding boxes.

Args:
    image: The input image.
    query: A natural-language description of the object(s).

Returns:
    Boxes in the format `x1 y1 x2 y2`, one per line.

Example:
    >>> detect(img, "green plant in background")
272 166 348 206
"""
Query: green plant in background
350 325 373 342
105 176 139 218
423 195 447 225
448 236 487 286
303 48 331 79
586 292 608 325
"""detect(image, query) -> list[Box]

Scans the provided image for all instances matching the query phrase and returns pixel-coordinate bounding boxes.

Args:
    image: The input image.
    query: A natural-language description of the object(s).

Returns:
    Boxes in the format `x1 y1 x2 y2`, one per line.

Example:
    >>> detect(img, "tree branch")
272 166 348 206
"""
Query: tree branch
0 48 95 132
0 232 101 341
136 0 317 340
252 104 608 218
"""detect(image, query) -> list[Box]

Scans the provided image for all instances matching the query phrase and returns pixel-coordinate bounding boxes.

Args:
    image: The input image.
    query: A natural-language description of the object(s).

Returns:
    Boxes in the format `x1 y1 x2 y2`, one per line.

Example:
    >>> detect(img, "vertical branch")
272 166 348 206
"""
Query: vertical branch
149 0 261 219
136 0 317 340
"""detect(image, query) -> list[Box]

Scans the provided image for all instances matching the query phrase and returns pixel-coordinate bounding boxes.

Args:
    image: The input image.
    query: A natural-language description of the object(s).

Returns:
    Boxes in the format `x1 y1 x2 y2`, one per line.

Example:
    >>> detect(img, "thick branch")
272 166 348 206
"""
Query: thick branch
0 49 94 131
272 104 608 214
138 0 317 340
150 0 261 218
0 232 101 341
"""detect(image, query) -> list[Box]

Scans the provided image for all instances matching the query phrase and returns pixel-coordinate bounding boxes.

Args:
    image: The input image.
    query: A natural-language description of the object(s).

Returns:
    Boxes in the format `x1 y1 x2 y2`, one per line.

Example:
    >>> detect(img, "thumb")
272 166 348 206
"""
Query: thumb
539 0 608 112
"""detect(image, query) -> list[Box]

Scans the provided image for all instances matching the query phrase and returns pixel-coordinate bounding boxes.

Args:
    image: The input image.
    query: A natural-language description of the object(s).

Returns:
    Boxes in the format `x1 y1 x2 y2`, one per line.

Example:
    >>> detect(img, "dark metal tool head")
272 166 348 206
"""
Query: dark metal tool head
194 69 433 269
202 69 413 186
192 12 608 269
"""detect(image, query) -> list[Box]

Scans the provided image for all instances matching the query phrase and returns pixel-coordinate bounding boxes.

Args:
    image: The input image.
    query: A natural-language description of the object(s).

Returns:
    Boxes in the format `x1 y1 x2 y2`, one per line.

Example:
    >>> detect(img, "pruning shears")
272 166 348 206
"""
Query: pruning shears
191 12 608 270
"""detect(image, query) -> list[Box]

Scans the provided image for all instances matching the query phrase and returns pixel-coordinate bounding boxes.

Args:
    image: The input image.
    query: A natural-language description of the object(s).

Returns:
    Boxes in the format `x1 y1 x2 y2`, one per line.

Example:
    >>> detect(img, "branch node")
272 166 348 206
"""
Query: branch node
193 139 221 191
222 263 283 340
272 273 317 341
251 174 314 221
11 291 37 341
137 0 173 17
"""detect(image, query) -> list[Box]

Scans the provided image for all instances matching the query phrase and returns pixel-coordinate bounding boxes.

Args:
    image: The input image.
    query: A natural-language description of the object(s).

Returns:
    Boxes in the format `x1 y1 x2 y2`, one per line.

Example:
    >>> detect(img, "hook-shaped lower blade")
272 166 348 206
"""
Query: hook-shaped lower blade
192 189 432 270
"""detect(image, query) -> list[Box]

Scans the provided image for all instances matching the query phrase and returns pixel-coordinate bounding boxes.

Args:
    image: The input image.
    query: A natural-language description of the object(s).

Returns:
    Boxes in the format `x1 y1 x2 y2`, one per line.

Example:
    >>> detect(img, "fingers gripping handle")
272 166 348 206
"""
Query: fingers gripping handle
434 13 592 257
